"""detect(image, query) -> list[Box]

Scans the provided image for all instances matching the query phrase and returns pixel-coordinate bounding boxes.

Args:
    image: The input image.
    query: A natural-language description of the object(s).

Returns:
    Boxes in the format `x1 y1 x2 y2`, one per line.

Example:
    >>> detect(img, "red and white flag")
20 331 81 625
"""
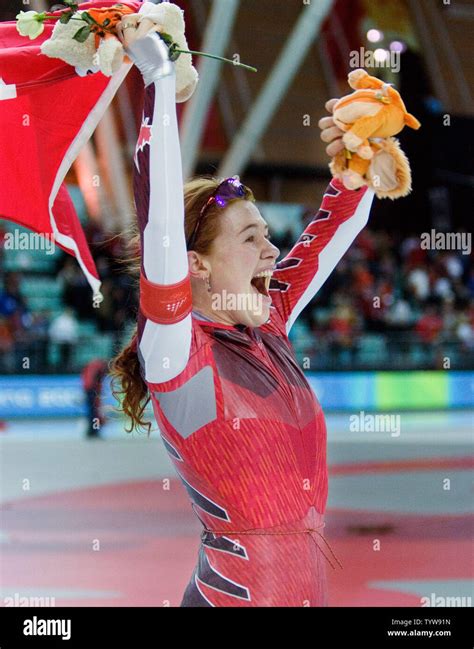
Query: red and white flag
0 1 142 303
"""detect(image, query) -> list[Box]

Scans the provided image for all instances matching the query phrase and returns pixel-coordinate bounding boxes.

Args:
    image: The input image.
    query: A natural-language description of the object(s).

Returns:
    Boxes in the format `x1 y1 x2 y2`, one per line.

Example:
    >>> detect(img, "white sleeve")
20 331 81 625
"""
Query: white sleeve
134 69 192 384
270 179 375 334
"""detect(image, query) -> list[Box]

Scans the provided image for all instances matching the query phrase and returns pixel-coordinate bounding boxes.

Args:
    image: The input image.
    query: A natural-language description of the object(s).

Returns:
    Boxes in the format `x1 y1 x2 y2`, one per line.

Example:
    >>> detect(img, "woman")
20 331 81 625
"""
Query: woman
112 16 375 607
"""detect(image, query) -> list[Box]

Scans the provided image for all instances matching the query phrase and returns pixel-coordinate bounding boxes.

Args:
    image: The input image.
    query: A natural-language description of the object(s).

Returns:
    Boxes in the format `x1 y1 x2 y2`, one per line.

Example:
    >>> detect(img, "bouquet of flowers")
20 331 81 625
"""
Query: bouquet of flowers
16 0 256 103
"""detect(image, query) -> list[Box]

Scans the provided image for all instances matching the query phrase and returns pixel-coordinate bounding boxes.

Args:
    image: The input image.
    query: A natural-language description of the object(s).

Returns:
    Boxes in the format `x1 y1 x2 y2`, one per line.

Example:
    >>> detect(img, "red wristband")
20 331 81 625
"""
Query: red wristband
140 271 192 324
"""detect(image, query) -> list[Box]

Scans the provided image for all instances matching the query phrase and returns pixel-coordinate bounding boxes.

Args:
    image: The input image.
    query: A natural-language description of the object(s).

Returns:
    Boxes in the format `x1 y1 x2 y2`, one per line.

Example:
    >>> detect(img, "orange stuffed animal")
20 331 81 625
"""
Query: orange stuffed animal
330 69 421 199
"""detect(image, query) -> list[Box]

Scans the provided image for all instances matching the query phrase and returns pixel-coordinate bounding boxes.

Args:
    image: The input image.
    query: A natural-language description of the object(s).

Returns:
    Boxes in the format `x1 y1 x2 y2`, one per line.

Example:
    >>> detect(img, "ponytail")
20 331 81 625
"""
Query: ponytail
109 329 152 436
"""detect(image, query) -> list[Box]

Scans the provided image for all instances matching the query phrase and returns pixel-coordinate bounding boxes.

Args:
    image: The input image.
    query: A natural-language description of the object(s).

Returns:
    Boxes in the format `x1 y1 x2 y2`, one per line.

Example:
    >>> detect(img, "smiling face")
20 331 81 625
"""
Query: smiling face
188 199 280 328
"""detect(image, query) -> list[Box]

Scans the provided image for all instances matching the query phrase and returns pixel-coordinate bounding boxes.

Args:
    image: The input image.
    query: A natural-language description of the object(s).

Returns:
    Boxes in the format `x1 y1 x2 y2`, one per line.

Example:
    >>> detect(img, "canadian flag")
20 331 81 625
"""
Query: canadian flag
134 115 153 173
0 1 142 303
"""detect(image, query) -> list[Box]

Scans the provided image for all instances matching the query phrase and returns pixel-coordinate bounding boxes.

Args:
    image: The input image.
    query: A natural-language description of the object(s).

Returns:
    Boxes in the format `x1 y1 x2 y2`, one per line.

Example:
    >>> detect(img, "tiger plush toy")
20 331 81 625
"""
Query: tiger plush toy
330 68 421 199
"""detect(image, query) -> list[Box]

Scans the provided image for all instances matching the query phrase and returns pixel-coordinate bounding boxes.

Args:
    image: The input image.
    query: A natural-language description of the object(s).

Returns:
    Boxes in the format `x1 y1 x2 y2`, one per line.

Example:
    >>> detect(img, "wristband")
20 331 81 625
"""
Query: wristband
140 271 192 324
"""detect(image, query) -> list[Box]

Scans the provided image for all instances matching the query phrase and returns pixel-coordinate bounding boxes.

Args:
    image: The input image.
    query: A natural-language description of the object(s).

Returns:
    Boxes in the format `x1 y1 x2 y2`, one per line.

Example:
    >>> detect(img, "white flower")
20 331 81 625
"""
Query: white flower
16 10 45 40
38 1 198 99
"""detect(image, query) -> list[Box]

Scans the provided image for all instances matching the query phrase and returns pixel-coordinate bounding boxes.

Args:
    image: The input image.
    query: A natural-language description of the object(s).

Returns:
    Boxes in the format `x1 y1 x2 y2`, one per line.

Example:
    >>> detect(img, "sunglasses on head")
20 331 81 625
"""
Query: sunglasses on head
186 176 255 250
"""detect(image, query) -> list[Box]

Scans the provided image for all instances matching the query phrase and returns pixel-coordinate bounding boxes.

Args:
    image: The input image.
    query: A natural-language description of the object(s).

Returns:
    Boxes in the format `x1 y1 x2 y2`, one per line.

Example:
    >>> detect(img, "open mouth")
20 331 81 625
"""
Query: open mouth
250 270 272 297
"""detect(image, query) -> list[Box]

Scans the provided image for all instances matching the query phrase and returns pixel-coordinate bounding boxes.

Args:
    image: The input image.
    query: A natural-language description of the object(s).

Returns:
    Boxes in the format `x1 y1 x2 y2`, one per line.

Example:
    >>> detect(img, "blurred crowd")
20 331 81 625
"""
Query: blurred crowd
0 222 137 373
0 217 473 372
60 222 138 331
280 217 473 367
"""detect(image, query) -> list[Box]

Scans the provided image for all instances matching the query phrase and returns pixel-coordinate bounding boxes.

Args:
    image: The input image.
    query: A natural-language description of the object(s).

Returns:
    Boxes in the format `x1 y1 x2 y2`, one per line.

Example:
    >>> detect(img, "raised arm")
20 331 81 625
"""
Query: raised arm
124 26 192 383
270 181 375 334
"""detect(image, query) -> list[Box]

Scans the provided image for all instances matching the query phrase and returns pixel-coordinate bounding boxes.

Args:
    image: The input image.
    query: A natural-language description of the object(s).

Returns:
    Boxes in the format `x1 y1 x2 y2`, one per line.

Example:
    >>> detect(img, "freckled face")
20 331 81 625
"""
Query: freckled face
206 200 280 327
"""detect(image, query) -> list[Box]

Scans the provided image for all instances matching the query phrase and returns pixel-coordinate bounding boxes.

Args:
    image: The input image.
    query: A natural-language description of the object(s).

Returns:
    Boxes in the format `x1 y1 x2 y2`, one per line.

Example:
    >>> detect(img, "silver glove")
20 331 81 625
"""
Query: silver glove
124 30 175 87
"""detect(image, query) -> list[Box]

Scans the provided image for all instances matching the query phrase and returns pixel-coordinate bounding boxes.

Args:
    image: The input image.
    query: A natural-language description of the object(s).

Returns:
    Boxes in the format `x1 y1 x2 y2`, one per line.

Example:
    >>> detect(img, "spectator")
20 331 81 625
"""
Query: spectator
0 272 27 318
456 314 474 351
48 307 78 371
59 258 96 320
443 252 464 281
467 269 474 297
81 358 108 439
406 264 430 301
28 310 51 370
1 217 472 372
328 294 359 365
415 304 443 345
0 315 14 372
433 275 454 301
440 300 457 338
385 295 415 331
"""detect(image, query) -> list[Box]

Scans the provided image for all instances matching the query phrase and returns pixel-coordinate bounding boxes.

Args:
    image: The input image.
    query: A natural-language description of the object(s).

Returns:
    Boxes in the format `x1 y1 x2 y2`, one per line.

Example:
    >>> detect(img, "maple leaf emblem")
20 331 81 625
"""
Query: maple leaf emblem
134 116 153 173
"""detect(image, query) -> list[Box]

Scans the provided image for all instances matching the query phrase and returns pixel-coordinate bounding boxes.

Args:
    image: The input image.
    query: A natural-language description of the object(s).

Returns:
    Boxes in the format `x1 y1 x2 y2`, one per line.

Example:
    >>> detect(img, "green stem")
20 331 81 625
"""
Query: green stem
39 13 257 70
176 49 257 72
43 13 115 34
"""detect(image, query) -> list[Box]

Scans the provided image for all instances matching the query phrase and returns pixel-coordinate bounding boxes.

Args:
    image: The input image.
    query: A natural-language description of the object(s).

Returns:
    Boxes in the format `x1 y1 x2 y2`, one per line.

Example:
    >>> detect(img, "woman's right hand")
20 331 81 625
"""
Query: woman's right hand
115 15 174 87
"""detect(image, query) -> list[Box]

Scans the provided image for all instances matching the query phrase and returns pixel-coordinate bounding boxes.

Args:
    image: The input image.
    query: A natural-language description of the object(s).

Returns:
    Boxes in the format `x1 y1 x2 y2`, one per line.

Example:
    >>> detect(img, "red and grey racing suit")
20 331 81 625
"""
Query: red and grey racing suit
130 32 374 607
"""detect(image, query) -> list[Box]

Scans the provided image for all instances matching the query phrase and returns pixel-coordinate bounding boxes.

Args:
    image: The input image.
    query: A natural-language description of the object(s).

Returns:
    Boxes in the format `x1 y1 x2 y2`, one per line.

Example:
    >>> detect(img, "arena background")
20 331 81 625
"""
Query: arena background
0 0 473 610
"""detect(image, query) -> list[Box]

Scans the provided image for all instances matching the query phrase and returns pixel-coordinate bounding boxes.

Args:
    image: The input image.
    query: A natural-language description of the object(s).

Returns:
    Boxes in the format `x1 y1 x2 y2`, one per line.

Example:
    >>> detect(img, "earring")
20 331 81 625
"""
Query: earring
206 276 212 293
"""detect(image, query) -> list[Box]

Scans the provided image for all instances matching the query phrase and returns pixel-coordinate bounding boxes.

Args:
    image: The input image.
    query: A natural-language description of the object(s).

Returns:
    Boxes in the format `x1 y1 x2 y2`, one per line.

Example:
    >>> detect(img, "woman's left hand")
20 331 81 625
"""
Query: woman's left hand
318 99 345 159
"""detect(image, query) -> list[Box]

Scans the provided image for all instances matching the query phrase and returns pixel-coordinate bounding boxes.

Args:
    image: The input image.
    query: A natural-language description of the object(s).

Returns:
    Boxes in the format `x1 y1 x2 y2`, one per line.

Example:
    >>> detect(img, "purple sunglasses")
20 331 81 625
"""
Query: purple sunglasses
187 176 255 250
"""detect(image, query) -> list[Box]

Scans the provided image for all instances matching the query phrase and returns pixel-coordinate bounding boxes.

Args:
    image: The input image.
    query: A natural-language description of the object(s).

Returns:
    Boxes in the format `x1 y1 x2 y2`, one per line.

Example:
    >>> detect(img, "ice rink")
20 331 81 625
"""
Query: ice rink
1 410 472 607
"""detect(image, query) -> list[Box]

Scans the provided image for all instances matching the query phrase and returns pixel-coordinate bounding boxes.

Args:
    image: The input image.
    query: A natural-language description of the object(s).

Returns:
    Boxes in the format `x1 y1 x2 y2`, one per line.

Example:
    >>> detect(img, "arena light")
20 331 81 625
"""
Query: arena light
374 48 390 63
390 40 407 53
367 29 384 43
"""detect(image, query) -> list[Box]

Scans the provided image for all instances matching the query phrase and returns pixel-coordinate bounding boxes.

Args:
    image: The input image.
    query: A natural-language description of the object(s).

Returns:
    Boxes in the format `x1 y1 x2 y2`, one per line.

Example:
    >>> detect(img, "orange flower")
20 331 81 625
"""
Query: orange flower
87 3 135 50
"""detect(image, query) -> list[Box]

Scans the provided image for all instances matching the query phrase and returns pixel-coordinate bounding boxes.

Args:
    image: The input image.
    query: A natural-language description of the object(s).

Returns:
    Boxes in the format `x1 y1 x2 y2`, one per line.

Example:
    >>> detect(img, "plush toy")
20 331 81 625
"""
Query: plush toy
40 6 131 78
40 1 199 103
135 1 199 103
329 68 421 199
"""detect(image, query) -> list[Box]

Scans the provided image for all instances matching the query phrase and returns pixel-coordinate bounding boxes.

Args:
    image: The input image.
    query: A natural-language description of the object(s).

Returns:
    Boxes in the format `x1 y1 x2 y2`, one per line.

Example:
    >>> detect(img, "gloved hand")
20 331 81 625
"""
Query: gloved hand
116 16 174 87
